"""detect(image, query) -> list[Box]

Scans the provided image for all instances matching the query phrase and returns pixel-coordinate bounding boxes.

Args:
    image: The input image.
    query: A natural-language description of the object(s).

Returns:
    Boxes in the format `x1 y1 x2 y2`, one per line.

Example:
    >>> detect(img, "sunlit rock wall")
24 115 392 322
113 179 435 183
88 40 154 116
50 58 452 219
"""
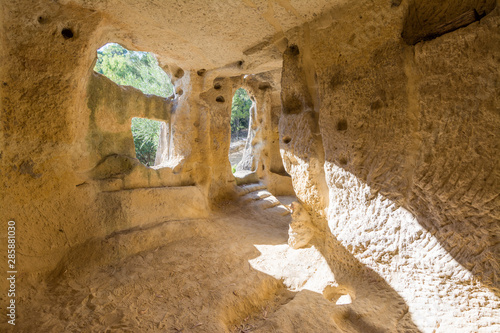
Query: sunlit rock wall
0 1 110 279
279 1 499 331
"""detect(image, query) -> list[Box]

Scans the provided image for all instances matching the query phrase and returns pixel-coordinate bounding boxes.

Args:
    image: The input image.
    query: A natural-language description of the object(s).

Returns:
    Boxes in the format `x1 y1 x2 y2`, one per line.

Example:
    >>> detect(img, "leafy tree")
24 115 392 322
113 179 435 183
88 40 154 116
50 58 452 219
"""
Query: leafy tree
94 43 174 98
131 117 162 166
94 43 173 166
231 88 252 140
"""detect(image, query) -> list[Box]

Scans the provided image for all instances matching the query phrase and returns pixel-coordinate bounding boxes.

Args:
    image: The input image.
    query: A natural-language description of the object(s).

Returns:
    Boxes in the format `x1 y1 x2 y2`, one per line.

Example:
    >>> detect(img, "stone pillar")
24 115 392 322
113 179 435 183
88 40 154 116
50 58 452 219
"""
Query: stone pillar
199 76 237 204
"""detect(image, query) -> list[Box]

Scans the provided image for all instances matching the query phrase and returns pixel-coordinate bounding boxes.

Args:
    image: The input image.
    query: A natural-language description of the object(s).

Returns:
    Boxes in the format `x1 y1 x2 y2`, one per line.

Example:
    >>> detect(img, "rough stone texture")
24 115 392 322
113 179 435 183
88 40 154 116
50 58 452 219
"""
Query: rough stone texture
280 1 500 331
288 201 314 249
0 0 499 332
51 0 345 71
11 201 421 333
0 0 287 288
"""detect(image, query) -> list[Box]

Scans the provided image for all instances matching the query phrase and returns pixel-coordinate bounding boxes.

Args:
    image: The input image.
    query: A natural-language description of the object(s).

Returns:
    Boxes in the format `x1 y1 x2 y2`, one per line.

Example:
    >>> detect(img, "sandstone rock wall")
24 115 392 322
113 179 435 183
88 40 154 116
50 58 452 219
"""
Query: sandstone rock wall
0 0 285 285
85 72 194 191
0 0 235 287
279 1 499 331
0 1 111 280
0 0 498 331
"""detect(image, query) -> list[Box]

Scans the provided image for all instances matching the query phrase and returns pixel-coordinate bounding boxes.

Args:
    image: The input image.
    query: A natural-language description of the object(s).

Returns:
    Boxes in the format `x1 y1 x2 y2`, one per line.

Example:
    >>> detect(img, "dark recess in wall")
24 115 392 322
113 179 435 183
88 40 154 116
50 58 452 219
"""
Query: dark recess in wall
401 0 496 45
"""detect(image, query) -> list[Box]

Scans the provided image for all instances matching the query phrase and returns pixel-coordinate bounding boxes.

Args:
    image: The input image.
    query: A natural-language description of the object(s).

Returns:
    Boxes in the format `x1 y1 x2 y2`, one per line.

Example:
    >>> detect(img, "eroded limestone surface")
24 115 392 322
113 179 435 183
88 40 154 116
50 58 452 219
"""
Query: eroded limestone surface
279 1 500 331
1 0 499 332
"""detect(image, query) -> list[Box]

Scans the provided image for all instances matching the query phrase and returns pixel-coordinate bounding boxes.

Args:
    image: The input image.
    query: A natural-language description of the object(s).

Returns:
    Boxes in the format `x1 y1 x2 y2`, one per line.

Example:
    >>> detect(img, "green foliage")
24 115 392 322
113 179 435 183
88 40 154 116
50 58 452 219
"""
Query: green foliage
231 88 252 139
94 43 173 97
94 43 173 166
131 118 162 166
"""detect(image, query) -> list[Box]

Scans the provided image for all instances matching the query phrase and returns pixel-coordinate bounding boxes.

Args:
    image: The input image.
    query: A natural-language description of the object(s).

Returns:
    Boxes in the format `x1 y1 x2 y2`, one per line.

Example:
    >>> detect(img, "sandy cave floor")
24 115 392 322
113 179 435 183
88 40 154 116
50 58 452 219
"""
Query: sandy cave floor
15 199 301 332
10 194 416 333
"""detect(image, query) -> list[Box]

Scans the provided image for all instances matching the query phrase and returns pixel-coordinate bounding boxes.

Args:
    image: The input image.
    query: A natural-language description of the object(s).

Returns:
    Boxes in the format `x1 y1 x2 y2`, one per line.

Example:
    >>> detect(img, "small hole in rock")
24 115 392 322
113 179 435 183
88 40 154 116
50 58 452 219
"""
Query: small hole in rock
237 60 244 67
38 16 48 24
176 89 183 96
175 68 184 79
61 28 74 39
330 74 343 89
259 82 271 90
197 69 206 76
216 96 225 103
288 44 299 56
323 285 355 305
214 82 222 90
339 157 348 165
337 119 348 131
391 0 402 7
370 99 384 110
336 294 352 305
283 136 292 144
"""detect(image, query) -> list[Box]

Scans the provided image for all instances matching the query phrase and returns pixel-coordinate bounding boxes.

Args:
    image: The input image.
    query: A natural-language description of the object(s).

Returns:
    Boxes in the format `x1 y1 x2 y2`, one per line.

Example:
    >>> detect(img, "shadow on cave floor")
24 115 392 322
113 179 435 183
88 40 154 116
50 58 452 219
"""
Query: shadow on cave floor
11 200 419 333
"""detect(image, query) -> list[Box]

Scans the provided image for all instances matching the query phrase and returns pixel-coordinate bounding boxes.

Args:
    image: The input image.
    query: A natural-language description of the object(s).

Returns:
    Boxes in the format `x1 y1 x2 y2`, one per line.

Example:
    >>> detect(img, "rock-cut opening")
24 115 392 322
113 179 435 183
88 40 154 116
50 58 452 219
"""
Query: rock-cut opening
94 43 174 98
93 43 174 167
130 117 165 167
229 88 252 173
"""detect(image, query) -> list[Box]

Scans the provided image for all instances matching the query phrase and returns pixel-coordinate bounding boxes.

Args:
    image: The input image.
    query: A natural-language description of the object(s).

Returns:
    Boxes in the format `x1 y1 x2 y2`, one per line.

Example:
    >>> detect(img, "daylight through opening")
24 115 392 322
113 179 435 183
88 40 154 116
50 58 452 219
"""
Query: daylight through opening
130 117 163 167
94 43 174 167
229 88 252 173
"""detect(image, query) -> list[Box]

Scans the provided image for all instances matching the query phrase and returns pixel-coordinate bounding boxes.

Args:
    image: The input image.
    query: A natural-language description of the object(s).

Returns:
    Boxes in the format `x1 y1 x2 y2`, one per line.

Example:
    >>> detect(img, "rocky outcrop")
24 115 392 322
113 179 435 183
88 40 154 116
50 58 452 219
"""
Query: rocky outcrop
279 1 500 331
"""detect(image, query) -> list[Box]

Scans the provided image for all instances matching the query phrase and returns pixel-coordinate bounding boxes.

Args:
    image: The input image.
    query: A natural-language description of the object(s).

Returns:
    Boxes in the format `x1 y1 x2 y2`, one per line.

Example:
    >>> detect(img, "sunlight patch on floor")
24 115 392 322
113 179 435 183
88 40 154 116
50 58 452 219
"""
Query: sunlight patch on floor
249 244 336 294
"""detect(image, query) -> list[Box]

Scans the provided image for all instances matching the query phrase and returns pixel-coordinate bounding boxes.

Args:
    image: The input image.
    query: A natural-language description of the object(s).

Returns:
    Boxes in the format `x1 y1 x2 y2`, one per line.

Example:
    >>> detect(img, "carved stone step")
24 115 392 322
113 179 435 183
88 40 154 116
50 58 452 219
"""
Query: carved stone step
241 190 273 203
236 183 267 196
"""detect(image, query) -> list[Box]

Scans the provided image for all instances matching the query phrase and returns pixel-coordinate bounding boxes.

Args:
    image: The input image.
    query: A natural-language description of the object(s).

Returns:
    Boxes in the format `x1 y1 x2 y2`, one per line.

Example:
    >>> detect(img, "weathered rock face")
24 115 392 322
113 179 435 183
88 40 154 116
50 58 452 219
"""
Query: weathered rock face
279 0 500 331
0 0 499 332
0 0 289 281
